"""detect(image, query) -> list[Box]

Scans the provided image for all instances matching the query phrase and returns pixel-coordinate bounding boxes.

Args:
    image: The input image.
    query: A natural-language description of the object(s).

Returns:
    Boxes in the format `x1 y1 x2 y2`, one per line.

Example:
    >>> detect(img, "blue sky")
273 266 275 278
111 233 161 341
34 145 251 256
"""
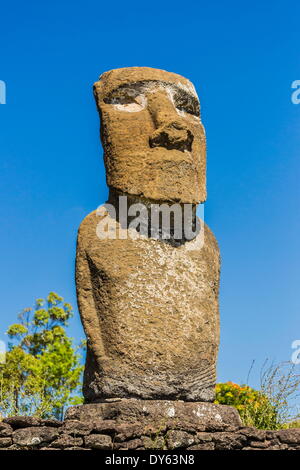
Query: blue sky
0 0 299 390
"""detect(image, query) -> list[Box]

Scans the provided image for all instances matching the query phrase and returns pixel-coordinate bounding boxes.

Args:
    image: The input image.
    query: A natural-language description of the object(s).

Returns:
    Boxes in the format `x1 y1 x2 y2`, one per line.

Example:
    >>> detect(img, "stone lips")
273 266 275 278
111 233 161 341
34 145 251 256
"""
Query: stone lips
93 67 206 204
76 210 220 402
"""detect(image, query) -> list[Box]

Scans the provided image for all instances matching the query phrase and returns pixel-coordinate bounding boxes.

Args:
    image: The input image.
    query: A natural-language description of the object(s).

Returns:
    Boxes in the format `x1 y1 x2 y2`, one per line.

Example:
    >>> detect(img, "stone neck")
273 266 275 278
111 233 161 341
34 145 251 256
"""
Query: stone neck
107 188 200 246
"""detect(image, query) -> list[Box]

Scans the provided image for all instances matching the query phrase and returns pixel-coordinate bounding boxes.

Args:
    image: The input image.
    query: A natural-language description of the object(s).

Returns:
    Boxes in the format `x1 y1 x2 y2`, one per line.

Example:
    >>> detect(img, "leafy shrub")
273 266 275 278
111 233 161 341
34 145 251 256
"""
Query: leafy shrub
216 360 300 430
215 381 278 429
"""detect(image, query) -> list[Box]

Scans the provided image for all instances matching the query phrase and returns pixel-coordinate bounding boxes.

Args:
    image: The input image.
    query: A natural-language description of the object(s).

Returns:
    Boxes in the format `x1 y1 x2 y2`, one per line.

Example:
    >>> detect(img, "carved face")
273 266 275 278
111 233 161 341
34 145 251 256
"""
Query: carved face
94 67 206 204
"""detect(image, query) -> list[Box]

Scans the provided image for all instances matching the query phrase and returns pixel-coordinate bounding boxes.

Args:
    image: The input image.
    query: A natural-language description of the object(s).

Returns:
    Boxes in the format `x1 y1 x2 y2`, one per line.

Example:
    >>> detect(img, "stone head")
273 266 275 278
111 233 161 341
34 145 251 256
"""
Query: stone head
94 67 206 204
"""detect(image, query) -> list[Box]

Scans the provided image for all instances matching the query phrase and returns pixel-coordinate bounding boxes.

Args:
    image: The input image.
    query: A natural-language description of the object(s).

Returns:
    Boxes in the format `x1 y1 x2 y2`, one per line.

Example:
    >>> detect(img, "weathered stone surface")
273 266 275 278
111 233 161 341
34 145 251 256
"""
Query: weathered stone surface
188 442 215 450
277 428 300 444
1 411 300 451
267 444 289 450
65 401 242 432
77 212 219 402
266 430 278 440
90 420 126 435
212 432 247 450
114 438 144 450
114 425 147 442
84 434 112 449
50 435 84 448
0 438 12 448
93 67 206 204
196 431 213 442
61 420 92 436
76 67 220 402
0 423 13 437
40 419 63 428
249 440 271 448
12 426 59 447
238 426 266 441
3 416 41 429
0 444 22 451
166 430 196 449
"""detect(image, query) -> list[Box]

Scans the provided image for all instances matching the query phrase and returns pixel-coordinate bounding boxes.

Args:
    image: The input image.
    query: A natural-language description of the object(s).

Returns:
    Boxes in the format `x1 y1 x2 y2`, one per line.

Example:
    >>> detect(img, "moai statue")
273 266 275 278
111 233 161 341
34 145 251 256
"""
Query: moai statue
76 67 220 403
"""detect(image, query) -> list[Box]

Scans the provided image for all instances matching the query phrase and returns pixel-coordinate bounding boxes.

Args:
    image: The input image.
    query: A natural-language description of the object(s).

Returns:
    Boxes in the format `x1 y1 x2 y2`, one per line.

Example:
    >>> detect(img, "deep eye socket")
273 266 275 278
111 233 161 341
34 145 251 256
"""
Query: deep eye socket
103 82 200 115
104 88 147 113
104 88 139 105
173 92 200 117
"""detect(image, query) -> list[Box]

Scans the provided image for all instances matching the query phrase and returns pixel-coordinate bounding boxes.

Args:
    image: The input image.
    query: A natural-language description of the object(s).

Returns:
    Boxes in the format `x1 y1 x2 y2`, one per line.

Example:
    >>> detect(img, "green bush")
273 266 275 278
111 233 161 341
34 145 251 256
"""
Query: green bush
215 382 278 429
215 361 300 430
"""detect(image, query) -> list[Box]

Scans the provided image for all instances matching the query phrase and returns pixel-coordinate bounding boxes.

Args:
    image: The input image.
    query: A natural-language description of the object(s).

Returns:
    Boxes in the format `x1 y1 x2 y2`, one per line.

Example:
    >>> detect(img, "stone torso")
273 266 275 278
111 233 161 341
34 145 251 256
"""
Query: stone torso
76 210 220 402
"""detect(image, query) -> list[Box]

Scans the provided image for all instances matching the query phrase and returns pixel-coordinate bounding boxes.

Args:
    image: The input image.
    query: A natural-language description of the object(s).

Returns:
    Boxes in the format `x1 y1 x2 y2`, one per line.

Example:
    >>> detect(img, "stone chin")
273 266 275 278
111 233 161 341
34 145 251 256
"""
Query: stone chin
105 147 205 204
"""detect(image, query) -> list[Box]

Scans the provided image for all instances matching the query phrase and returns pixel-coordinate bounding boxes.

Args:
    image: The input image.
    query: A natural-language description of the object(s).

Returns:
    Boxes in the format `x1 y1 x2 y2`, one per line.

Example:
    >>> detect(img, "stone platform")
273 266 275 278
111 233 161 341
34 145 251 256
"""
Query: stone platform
1 401 300 450
65 399 241 431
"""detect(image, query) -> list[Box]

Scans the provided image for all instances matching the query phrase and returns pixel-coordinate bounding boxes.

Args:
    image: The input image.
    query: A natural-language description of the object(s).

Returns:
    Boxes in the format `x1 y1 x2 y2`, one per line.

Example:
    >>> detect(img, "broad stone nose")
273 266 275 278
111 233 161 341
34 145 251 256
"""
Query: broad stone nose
147 90 194 152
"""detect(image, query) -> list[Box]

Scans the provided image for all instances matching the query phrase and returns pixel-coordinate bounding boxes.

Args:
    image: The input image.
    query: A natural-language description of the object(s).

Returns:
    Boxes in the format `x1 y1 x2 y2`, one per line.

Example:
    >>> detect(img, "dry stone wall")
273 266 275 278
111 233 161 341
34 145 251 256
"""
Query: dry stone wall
1 415 300 451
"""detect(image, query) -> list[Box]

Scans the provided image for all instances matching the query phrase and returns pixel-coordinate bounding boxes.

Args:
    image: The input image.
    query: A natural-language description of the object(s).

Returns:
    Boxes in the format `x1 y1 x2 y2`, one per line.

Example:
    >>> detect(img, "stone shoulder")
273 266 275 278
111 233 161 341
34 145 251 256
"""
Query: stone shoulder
203 221 220 254
77 210 99 247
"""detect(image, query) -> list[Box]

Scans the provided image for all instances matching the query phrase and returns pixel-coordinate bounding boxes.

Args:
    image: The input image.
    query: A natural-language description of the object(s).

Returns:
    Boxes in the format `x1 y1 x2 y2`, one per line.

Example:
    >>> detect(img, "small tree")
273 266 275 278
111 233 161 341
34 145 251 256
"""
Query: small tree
0 292 85 419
